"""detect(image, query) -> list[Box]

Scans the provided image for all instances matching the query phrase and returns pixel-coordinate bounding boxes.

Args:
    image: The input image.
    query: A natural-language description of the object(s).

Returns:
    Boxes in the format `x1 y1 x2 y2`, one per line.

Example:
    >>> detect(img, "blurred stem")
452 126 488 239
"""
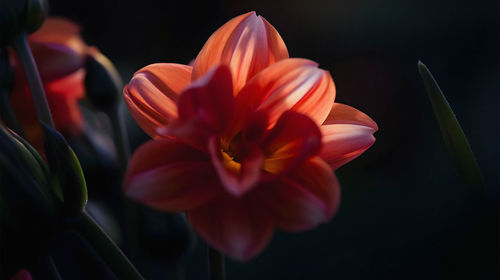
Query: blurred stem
30 255 62 280
107 104 129 174
0 89 25 137
69 211 144 280
209 247 225 280
11 34 54 128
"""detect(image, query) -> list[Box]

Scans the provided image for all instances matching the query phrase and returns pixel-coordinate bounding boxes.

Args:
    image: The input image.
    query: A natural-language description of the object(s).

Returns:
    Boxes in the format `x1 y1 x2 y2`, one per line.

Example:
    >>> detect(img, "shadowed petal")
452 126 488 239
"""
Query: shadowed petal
188 194 274 261
208 137 263 197
258 157 340 231
124 139 219 211
319 124 376 170
262 111 322 175
236 58 335 126
124 63 192 138
192 12 288 93
162 65 234 151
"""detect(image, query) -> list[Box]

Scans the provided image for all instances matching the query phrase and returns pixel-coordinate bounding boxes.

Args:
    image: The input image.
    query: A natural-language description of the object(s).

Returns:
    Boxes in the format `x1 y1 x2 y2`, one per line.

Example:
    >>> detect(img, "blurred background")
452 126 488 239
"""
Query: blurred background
46 0 498 279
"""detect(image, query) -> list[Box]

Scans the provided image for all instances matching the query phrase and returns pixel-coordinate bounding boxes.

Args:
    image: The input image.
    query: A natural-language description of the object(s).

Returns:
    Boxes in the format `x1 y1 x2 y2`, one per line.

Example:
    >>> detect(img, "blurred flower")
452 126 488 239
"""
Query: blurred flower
10 269 32 280
124 12 377 260
9 18 91 151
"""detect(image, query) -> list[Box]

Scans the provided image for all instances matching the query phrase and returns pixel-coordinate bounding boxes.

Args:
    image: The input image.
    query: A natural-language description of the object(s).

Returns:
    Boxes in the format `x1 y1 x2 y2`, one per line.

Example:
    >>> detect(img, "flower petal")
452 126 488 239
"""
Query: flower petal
319 124 376 170
188 194 274 261
161 65 234 151
323 103 378 130
29 42 85 82
258 157 340 231
124 139 220 211
208 137 263 197
123 63 192 138
262 111 322 175
192 12 289 93
236 58 335 126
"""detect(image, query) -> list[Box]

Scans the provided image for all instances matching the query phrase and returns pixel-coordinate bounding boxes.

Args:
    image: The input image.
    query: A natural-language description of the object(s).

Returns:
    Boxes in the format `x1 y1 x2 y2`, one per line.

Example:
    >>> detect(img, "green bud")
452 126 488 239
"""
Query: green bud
0 125 58 259
84 50 123 111
42 124 88 216
0 0 48 45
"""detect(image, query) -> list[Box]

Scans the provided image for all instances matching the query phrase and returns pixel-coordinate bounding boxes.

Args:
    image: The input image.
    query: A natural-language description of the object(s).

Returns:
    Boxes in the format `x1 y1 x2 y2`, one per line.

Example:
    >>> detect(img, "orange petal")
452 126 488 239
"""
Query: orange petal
192 12 289 93
29 18 87 56
123 63 192 138
257 157 340 231
236 58 335 127
323 103 378 130
262 111 322 175
187 193 274 261
124 139 220 211
319 124 376 170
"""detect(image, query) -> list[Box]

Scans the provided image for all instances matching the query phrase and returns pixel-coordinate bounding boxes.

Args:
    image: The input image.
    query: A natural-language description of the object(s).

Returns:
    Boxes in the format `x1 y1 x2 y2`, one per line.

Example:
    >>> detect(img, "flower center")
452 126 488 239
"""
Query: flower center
220 149 241 174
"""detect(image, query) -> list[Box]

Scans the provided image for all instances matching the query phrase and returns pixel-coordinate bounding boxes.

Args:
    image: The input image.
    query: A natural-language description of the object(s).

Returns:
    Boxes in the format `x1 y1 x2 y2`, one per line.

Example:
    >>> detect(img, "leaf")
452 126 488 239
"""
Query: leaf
418 61 484 189
42 124 88 215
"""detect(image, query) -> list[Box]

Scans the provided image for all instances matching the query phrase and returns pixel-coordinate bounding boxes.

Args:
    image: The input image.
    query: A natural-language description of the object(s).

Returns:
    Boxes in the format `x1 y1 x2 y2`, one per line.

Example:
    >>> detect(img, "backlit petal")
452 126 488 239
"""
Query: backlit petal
262 111 322 175
323 103 378 130
188 194 274 261
236 58 335 126
124 139 220 211
258 157 340 231
192 12 288 93
124 63 192 138
319 124 376 170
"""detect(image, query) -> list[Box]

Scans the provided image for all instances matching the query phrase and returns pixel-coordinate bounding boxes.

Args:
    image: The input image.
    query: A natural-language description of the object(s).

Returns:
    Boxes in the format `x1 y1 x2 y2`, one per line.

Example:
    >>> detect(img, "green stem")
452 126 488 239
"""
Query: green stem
208 247 225 280
0 89 25 137
30 255 62 280
11 33 54 128
69 211 144 280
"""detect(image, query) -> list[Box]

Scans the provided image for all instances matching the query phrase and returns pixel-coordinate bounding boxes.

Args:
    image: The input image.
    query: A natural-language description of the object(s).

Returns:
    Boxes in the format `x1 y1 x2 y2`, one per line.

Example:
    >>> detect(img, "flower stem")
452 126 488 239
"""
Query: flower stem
30 254 62 280
11 34 54 128
208 247 226 280
69 211 144 280
0 89 25 137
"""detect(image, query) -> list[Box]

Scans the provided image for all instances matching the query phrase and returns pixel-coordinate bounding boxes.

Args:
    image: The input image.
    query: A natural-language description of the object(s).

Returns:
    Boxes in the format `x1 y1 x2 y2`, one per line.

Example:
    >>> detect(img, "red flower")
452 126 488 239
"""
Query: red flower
10 18 89 151
10 270 31 280
124 12 377 260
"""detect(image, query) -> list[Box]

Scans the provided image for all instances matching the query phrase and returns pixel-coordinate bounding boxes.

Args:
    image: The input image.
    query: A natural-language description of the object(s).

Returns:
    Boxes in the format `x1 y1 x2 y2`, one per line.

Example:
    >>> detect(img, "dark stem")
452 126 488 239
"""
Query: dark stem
208 247 226 280
0 89 25 136
68 211 144 280
30 255 62 280
11 34 54 128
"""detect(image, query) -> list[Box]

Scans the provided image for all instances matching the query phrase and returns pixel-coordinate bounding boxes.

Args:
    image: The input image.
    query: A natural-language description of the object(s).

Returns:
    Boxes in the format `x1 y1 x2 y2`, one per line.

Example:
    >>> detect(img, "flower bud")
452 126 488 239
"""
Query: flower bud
84 48 123 111
0 125 59 269
0 0 48 45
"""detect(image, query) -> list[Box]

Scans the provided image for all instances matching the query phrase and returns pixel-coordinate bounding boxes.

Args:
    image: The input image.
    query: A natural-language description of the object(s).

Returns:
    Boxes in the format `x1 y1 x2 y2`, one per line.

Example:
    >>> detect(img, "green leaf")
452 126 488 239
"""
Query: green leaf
42 124 88 215
418 61 484 189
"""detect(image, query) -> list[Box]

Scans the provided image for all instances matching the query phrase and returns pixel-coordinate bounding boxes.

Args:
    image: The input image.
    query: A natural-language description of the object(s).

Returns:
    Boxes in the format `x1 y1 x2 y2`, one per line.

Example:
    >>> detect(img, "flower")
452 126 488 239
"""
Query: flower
9 17 89 151
124 11 377 260
10 269 32 280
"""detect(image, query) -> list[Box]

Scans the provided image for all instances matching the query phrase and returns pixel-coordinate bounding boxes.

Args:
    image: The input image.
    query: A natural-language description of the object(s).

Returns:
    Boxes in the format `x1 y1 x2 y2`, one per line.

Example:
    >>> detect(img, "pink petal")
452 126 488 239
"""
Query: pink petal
188 194 274 261
323 103 378 130
10 270 32 280
258 157 340 231
123 63 192 138
30 42 85 82
162 65 234 151
319 124 376 170
124 139 220 211
192 12 289 93
235 58 335 127
262 111 322 175
208 137 263 197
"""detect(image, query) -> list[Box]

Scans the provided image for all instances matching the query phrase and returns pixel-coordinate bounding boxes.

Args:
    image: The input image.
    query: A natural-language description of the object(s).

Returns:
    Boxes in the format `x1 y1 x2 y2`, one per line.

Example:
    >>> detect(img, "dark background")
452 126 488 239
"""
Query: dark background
47 0 498 279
